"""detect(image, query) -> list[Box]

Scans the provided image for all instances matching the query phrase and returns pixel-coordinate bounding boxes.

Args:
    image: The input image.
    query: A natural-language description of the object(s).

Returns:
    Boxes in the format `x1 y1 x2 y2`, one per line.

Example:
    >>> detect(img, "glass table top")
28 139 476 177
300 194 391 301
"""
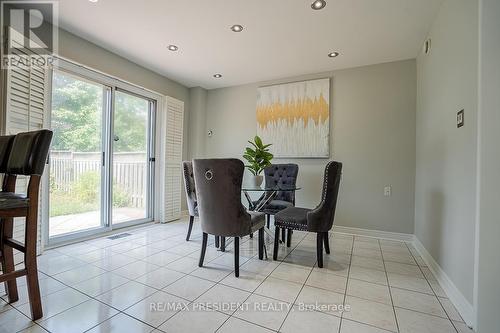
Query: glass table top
241 185 301 192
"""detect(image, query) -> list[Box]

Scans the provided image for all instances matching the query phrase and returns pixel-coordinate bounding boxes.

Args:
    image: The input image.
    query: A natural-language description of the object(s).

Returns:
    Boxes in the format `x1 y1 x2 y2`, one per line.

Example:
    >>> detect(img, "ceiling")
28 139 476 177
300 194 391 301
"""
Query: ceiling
56 0 442 89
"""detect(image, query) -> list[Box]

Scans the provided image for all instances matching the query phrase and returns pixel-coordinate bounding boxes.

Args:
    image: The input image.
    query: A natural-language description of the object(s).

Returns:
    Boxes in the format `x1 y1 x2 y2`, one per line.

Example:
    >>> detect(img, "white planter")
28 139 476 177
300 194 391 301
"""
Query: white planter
251 175 264 188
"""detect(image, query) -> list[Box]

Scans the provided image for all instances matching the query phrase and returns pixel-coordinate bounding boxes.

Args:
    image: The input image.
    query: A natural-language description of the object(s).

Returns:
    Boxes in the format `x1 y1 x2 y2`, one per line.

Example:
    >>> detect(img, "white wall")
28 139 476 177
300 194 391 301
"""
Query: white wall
475 0 500 331
415 0 478 308
202 60 416 234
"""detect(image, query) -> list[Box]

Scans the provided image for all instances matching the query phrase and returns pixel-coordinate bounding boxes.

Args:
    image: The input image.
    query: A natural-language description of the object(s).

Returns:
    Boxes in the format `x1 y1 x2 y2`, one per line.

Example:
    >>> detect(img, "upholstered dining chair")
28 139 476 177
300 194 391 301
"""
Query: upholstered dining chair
182 161 220 247
273 161 342 268
182 161 199 241
254 164 298 242
193 158 266 277
0 129 53 320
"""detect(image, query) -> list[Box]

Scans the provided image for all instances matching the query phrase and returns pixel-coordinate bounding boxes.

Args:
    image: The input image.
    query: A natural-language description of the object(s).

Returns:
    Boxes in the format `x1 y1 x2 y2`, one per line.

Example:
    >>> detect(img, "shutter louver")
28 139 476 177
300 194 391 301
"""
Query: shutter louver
3 36 48 262
162 97 184 222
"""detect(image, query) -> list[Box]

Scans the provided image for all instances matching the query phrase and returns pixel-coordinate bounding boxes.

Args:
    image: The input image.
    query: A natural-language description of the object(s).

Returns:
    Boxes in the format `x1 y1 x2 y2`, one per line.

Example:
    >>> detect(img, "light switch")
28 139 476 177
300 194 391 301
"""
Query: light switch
384 186 392 197
457 109 464 128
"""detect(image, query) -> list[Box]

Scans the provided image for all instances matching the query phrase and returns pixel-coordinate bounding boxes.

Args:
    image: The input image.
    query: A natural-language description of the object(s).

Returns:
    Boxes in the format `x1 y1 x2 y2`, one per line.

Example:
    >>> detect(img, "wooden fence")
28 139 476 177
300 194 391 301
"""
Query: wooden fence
50 151 147 208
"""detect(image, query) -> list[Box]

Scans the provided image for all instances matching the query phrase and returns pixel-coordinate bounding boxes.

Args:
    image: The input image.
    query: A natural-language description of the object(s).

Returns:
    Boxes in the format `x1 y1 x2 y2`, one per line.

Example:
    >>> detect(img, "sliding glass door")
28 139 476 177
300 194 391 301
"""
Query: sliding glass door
112 90 154 225
49 70 108 237
48 68 155 243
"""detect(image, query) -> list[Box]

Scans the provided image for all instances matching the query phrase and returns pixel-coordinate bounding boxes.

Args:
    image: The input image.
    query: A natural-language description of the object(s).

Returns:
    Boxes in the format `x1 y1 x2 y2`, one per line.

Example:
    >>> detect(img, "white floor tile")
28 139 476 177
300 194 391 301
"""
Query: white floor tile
254 277 303 303
164 256 200 274
16 288 89 320
343 296 398 332
134 267 185 289
306 270 347 294
270 263 311 284
7 277 66 306
163 275 215 301
347 279 392 305
124 291 188 327
233 294 290 331
349 266 388 285
385 262 424 278
217 316 273 333
240 258 279 276
351 256 385 271
0 220 464 333
93 253 137 271
52 265 106 285
143 251 183 266
0 308 33 332
96 281 156 310
190 263 234 282
387 273 433 294
73 272 129 297
353 247 383 259
220 270 267 292
196 284 250 315
158 303 228 332
86 312 153 333
122 245 163 260
312 257 350 277
17 324 50 333
395 307 457 333
340 318 394 333
111 260 159 280
295 285 344 317
39 299 118 333
391 288 447 318
281 304 341 333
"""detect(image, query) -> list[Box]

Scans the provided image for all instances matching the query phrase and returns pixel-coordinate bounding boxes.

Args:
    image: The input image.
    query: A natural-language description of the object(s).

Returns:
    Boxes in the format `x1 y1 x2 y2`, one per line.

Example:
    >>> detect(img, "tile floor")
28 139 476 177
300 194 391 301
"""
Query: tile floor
0 217 474 333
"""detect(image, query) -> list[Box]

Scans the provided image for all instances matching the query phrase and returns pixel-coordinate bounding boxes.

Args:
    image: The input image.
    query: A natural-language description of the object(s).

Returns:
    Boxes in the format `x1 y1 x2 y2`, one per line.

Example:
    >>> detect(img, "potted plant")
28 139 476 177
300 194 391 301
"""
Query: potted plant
243 135 273 187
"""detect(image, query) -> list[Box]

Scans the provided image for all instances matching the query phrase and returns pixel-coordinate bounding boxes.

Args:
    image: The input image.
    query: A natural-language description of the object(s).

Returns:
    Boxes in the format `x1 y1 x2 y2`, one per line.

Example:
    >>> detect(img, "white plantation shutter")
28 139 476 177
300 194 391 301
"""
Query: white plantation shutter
3 38 49 262
161 96 184 222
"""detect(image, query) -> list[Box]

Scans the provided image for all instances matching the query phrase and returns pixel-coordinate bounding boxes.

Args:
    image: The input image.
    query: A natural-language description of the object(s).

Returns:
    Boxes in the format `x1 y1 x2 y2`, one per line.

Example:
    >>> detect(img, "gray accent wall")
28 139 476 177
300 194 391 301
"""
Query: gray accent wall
198 60 417 234
415 0 478 305
188 87 208 159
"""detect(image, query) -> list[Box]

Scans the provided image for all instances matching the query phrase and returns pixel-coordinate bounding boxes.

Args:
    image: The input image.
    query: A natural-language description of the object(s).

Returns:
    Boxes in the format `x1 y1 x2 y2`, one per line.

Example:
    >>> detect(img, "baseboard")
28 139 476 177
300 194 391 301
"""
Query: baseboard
413 237 475 328
333 225 414 242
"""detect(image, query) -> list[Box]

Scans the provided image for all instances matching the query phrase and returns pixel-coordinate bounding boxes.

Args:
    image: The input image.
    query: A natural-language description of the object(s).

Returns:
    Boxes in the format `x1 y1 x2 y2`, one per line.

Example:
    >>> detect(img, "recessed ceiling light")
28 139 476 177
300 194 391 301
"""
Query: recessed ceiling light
230 24 244 32
311 0 327 10
89 0 98 3
328 52 340 58
167 44 178 51
213 74 222 78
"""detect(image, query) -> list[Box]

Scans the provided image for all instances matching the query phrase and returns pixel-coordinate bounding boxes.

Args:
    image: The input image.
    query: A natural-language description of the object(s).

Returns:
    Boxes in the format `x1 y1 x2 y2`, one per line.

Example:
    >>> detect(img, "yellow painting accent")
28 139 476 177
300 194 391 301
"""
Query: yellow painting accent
256 93 329 128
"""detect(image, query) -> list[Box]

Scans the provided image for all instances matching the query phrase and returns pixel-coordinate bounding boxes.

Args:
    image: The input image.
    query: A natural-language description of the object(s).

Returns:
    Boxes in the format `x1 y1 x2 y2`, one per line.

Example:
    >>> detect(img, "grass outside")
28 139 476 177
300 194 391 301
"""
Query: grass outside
49 193 98 217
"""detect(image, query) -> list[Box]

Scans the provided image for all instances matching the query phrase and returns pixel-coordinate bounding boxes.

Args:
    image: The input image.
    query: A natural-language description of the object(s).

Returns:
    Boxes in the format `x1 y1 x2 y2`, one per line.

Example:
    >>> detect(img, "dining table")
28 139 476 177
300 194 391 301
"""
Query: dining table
242 184 301 259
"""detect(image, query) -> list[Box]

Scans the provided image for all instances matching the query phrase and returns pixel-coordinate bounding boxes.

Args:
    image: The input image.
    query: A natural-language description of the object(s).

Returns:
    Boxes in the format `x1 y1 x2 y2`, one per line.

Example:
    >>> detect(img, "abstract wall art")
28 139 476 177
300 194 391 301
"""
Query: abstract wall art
256 78 330 158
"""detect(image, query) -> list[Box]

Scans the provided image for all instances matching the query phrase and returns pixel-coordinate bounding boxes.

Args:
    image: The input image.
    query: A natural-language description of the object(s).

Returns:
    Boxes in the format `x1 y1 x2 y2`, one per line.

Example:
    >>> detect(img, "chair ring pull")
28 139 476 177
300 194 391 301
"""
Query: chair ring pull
205 170 213 180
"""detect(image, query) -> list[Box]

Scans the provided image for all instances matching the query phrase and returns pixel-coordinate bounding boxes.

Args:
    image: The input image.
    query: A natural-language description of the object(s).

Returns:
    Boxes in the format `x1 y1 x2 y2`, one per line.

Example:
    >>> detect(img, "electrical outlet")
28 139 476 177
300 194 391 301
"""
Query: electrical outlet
384 186 392 197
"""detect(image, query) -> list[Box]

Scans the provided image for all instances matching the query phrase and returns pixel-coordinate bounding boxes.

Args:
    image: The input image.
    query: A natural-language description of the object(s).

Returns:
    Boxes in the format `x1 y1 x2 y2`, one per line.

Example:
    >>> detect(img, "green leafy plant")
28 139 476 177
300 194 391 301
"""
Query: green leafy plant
243 136 273 175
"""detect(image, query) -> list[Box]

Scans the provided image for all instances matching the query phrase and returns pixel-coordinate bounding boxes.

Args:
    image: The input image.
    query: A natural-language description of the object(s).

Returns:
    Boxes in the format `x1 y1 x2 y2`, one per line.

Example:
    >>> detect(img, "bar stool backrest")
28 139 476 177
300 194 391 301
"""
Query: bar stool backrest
0 135 15 174
6 130 53 176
